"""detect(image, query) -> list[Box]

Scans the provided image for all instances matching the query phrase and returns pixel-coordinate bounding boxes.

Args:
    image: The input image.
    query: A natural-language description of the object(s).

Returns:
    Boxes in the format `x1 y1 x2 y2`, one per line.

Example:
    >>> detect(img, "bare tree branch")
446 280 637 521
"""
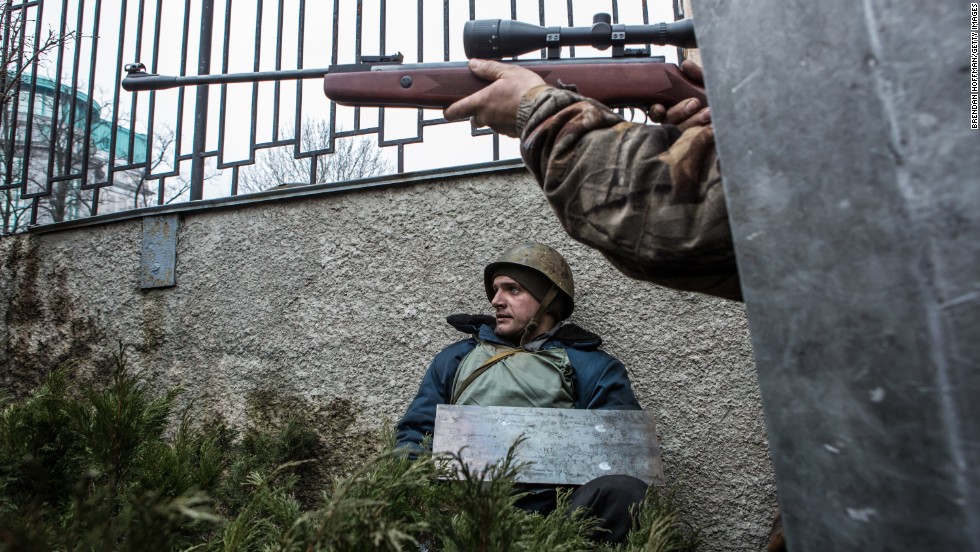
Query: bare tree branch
0 5 75 107
0 3 78 233
110 126 178 210
239 120 393 193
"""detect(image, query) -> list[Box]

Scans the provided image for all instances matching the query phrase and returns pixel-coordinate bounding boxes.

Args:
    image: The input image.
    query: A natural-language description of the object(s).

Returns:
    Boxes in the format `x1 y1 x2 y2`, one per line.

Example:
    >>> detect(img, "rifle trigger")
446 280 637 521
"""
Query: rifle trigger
555 79 578 93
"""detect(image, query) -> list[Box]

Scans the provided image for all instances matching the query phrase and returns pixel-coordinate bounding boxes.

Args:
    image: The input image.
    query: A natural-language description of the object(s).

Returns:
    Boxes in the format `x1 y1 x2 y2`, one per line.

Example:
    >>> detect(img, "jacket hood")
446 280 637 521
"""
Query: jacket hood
445 313 603 350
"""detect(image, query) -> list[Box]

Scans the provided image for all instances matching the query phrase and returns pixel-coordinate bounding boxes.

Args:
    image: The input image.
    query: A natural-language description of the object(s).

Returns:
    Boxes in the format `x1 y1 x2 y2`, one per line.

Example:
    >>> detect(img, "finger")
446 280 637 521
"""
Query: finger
648 104 667 123
444 92 482 121
676 107 711 132
664 98 701 126
680 59 704 85
444 60 521 120
696 106 711 125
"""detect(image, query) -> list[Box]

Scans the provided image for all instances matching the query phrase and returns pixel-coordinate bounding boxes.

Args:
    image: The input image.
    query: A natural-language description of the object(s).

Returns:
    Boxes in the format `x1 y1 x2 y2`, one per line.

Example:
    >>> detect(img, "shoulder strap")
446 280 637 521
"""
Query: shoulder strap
519 286 560 347
451 348 520 405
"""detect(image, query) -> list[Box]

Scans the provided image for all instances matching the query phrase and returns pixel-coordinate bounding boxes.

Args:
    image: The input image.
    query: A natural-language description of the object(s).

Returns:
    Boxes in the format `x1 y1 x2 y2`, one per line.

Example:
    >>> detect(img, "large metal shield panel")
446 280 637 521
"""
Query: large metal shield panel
433 405 663 485
695 0 980 550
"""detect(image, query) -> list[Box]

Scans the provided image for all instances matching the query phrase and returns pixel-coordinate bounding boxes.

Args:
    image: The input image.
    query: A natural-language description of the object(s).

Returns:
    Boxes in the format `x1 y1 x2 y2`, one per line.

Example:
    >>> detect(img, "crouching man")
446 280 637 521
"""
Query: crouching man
396 242 648 544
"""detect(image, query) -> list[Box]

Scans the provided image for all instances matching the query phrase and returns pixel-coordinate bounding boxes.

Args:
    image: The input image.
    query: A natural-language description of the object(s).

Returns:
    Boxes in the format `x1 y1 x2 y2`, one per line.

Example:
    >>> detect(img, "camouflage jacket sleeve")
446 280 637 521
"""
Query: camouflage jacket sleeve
517 86 742 301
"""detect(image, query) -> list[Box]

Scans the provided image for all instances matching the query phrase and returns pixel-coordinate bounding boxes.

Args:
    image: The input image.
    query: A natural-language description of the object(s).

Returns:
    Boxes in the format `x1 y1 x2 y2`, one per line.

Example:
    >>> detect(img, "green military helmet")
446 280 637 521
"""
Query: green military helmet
484 242 575 320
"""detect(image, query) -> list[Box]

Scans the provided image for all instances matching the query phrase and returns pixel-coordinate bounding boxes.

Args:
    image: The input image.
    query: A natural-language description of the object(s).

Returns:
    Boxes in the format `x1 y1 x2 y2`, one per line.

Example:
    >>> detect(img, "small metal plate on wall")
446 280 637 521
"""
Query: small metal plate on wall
433 405 663 485
140 214 179 289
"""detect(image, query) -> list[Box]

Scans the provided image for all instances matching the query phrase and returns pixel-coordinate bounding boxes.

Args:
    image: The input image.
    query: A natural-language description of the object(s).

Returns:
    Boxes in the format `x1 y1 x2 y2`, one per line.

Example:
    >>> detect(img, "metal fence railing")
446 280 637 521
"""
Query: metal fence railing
0 0 684 234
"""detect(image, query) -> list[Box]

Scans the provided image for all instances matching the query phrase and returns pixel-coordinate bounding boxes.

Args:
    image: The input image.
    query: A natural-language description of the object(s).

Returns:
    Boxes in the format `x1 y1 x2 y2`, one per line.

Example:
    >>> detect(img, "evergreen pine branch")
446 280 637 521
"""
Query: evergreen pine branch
1 353 704 552
625 485 701 552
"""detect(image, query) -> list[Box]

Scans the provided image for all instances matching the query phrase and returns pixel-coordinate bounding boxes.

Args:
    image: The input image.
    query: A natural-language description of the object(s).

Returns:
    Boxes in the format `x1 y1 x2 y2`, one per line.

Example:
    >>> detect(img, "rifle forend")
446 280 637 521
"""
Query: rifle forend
321 57 705 111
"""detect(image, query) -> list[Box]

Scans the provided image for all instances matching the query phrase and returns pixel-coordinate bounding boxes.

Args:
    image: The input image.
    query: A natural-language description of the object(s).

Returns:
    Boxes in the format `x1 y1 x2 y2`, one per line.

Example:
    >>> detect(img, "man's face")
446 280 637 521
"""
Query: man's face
490 274 554 339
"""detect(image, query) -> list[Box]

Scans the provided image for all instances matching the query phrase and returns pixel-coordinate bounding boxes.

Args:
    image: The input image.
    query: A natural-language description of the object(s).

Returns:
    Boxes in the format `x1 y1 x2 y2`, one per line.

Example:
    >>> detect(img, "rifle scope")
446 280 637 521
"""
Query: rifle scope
463 12 696 60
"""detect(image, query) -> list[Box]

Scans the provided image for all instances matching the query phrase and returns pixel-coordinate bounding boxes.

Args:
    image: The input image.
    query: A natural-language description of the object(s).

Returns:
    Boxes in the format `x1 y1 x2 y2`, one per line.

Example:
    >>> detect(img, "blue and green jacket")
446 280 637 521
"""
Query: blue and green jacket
395 314 642 449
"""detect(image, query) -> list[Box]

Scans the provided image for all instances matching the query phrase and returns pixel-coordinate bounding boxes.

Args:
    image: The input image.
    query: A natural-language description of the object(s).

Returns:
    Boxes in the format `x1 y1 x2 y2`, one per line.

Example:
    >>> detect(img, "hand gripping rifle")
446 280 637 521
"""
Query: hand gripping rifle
123 13 704 110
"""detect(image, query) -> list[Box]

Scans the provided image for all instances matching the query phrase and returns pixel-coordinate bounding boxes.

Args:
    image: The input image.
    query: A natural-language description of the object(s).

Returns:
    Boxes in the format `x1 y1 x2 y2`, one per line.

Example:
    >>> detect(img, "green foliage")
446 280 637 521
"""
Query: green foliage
431 438 592 552
624 485 701 552
207 463 305 552
0 352 701 552
132 409 230 500
215 416 322 517
278 448 436 551
523 490 600 552
0 363 86 512
66 354 181 480
0 351 222 551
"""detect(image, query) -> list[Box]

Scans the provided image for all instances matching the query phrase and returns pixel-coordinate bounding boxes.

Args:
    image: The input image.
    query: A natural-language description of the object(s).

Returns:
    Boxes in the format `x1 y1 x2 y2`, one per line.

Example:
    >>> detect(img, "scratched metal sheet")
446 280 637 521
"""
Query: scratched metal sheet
140 215 180 289
433 405 663 485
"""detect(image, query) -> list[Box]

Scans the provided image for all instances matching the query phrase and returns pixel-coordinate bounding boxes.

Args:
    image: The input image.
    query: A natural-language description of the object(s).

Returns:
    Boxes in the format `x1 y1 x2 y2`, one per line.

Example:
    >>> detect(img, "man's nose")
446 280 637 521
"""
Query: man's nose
490 289 505 308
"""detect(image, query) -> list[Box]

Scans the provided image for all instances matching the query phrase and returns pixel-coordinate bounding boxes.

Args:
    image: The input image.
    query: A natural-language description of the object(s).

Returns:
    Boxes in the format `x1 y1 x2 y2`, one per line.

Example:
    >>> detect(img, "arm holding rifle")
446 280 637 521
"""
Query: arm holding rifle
445 59 741 301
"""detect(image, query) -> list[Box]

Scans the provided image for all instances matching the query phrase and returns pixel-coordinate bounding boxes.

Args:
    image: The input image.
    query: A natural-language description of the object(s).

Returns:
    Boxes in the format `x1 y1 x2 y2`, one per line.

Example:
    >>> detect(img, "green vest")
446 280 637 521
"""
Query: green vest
451 339 575 408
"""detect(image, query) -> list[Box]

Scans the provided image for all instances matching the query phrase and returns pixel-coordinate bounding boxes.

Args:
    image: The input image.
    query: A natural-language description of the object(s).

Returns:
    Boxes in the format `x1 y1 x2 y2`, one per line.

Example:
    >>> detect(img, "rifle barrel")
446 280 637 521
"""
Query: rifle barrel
122 67 330 92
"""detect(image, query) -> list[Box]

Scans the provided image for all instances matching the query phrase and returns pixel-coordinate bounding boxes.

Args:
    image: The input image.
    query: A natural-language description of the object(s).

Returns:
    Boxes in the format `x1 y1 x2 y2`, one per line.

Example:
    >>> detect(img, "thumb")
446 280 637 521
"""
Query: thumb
467 58 508 82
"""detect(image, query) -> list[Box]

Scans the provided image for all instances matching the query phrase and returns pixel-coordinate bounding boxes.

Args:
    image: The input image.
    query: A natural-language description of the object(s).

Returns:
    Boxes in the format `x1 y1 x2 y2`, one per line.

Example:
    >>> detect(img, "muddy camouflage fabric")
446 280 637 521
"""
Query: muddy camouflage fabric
517 85 742 301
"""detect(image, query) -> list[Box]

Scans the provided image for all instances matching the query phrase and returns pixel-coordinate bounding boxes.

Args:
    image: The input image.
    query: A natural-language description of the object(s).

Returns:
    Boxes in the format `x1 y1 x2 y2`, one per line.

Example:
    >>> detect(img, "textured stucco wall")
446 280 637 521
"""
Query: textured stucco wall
1 168 772 550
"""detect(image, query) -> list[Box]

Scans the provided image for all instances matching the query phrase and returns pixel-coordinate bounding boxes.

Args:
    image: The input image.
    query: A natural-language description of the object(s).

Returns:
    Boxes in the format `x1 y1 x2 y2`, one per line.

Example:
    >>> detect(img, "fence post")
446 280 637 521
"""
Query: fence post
190 0 214 201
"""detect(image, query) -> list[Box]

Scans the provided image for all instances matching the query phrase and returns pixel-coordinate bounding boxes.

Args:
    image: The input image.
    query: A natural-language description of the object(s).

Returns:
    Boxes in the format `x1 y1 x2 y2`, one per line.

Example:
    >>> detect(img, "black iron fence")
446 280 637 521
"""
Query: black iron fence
0 0 685 233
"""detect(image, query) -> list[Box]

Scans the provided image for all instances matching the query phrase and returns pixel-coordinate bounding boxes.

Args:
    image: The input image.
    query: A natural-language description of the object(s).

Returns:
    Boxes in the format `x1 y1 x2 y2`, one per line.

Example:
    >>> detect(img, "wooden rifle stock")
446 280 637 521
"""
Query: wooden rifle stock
322 58 705 110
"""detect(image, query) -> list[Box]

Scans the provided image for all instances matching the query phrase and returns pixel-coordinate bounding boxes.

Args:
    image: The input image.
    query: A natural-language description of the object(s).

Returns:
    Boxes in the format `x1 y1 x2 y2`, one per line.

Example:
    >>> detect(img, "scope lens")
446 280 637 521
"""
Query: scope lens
463 19 501 59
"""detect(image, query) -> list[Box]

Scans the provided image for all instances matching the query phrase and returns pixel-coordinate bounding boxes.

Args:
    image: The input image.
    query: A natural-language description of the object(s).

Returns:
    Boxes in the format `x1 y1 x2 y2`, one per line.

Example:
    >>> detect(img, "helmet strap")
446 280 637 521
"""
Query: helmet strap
519 285 560 347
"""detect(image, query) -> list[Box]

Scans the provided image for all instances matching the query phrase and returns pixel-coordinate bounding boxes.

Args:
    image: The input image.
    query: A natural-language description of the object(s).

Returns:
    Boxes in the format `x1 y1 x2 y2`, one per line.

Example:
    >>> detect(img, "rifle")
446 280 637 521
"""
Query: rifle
123 13 704 110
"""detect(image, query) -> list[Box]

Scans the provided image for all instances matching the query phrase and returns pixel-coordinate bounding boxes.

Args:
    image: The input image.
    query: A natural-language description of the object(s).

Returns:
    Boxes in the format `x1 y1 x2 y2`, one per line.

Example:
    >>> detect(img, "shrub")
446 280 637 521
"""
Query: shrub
0 352 700 551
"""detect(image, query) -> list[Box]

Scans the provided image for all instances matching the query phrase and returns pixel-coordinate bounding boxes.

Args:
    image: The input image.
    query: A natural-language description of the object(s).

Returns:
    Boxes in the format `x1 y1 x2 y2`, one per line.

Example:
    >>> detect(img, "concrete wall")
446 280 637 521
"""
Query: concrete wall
1 167 772 550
